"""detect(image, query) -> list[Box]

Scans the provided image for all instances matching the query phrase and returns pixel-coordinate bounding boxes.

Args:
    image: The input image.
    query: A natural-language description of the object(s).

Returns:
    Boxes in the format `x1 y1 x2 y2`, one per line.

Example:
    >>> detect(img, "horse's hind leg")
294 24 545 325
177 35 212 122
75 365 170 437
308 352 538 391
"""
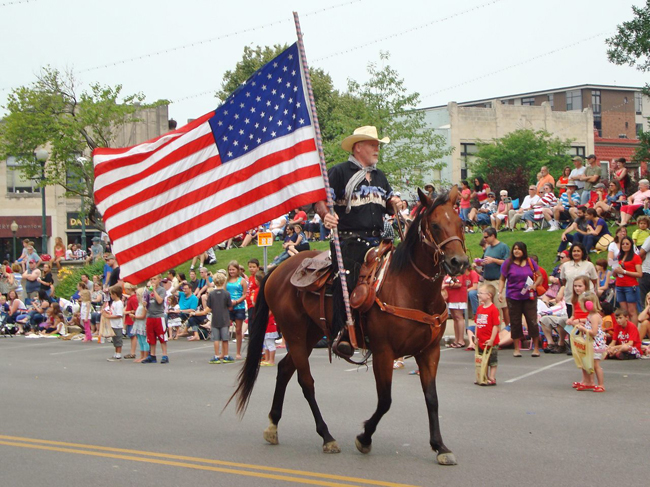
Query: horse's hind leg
264 352 297 445
355 351 393 454
415 350 457 465
292 337 339 453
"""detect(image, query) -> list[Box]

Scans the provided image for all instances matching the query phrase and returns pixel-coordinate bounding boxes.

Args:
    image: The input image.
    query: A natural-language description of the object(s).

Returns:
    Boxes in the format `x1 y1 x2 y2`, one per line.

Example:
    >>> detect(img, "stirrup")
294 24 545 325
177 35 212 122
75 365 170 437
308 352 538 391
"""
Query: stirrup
332 337 355 359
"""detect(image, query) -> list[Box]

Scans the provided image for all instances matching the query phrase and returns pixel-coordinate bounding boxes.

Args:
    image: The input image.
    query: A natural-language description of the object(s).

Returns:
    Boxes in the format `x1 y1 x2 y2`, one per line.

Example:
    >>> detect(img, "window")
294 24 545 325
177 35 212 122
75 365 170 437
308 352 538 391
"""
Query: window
635 92 643 114
594 119 602 138
460 143 478 181
5 156 40 194
568 146 586 158
548 94 554 108
566 90 582 111
591 90 601 115
637 123 644 137
521 97 535 106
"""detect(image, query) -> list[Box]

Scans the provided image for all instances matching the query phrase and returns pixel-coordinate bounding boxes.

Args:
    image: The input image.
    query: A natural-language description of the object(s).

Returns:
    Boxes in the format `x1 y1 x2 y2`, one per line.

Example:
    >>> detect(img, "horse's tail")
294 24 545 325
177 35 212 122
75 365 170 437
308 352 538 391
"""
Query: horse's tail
226 268 274 417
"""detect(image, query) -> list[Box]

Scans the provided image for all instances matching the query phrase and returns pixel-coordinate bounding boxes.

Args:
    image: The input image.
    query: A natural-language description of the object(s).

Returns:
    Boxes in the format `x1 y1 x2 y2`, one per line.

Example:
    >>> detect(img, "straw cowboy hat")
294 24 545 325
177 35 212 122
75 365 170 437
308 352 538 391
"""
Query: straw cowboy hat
341 126 390 152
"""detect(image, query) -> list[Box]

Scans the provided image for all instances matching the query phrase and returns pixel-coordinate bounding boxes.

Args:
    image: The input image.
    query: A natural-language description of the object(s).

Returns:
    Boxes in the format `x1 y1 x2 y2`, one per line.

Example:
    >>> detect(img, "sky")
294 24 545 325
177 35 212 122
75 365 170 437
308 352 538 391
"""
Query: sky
2 0 648 126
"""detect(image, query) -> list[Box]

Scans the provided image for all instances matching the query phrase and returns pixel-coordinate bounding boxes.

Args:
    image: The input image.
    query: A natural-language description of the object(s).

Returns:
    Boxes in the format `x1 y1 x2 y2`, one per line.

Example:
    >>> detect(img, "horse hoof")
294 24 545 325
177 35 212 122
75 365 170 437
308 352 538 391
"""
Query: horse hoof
355 437 371 454
263 425 279 445
323 441 341 453
437 452 457 465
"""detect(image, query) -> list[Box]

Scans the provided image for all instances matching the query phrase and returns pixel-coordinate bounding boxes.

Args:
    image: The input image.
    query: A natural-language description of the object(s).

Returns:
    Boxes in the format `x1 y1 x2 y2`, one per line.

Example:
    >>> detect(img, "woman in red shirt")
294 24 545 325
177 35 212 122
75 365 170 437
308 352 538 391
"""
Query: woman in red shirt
557 166 571 195
612 236 642 324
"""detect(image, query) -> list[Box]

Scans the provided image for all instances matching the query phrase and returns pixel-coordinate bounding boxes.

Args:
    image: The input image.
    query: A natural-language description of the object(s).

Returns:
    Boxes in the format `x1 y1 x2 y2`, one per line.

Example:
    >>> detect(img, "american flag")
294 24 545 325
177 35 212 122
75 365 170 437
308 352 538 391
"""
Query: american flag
93 43 326 284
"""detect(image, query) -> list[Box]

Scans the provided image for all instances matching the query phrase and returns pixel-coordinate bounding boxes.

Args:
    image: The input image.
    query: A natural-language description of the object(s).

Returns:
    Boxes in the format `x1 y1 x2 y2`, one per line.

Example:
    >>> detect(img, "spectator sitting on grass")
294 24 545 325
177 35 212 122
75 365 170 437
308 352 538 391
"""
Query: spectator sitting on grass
546 182 580 231
606 308 642 359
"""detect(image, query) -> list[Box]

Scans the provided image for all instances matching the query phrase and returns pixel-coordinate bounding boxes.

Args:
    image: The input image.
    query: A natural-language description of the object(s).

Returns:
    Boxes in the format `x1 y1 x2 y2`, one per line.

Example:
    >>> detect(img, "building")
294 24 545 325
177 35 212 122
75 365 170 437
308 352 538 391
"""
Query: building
0 105 170 262
419 84 649 187
422 101 594 184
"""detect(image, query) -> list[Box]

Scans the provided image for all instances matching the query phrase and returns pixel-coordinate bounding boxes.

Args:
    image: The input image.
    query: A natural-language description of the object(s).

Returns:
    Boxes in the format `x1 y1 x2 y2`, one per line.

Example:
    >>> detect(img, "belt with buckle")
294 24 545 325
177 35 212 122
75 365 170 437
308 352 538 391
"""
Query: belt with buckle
338 230 381 238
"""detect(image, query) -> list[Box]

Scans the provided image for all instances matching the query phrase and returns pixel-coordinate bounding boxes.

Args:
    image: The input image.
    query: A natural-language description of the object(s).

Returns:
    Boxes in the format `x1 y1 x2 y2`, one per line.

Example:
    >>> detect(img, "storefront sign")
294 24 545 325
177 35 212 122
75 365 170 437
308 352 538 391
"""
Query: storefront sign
67 212 102 231
0 216 52 238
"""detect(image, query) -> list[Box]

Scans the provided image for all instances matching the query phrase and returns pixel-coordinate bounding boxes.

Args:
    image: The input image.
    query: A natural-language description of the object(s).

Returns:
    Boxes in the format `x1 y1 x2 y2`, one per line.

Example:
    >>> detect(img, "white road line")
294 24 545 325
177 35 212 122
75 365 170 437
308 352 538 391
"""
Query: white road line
167 345 213 354
50 346 111 355
504 358 574 383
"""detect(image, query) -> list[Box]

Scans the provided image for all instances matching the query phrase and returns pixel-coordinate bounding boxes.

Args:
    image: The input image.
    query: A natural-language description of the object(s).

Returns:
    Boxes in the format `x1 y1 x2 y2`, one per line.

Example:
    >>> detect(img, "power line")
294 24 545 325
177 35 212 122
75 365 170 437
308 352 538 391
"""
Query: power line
1 0 37 6
313 0 505 62
78 0 363 74
419 33 609 101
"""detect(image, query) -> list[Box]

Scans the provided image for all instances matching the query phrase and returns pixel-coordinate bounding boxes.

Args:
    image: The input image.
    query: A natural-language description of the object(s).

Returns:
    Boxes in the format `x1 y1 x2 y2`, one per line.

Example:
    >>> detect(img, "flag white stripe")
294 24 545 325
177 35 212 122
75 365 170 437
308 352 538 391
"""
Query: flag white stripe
92 131 186 165
117 176 324 278
110 150 322 251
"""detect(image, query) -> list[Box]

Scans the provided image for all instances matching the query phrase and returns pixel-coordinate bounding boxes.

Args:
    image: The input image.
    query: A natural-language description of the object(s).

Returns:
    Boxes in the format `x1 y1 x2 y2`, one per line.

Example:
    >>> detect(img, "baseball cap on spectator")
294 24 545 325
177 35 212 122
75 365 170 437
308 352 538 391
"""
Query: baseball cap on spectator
560 250 570 258
499 190 508 196
92 236 101 242
593 183 605 189
566 181 578 187
106 254 115 260
572 156 583 162
586 154 596 160
161 278 170 284
487 192 495 197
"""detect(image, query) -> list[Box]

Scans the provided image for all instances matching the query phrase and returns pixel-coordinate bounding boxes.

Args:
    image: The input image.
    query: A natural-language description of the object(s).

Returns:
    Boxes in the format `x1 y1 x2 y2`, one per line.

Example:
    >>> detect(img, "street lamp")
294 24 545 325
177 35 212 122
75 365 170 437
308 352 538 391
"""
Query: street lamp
35 148 49 256
10 220 18 262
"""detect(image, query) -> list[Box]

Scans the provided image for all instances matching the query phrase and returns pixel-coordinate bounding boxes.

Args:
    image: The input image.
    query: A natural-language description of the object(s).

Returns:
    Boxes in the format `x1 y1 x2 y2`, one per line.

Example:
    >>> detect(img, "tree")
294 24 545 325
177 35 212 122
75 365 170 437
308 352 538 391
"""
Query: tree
470 129 574 198
341 52 450 191
606 2 650 163
606 1 650 74
0 67 167 226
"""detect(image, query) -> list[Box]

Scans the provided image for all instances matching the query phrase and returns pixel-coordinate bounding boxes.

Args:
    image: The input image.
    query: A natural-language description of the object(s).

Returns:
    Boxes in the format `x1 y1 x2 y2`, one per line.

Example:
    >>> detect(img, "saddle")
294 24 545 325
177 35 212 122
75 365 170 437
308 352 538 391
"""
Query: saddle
290 251 333 292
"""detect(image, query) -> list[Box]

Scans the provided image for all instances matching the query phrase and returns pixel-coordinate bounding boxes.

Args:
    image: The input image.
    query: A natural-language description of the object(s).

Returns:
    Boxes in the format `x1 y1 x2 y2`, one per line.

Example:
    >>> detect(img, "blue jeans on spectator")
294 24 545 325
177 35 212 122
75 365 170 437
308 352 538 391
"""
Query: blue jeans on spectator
557 233 588 253
580 190 591 205
468 289 479 316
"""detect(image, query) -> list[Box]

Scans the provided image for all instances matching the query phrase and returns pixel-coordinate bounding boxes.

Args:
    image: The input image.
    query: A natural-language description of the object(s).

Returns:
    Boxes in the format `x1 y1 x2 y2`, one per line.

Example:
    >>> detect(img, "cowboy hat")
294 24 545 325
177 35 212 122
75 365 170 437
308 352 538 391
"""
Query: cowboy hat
341 126 390 152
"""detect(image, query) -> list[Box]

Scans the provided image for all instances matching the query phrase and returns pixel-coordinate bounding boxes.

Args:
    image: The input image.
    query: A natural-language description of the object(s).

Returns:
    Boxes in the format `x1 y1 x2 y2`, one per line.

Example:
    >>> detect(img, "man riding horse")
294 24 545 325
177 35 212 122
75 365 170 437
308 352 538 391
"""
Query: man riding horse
315 126 402 359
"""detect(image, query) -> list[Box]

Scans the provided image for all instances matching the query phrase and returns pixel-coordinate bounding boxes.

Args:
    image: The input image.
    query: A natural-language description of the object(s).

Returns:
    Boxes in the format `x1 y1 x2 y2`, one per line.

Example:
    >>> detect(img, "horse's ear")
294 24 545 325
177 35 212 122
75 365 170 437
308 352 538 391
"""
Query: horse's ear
417 187 432 208
448 185 460 205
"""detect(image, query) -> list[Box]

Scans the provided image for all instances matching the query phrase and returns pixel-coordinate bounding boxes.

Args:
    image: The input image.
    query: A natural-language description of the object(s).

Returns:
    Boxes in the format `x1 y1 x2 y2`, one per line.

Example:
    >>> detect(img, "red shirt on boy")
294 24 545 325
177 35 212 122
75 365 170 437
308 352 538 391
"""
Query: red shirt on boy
474 303 500 347
245 274 259 309
612 320 642 353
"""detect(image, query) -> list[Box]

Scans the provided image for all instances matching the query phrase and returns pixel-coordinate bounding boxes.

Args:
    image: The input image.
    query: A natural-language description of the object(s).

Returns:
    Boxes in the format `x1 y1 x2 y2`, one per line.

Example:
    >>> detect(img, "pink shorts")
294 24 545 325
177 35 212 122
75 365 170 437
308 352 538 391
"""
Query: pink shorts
146 317 168 345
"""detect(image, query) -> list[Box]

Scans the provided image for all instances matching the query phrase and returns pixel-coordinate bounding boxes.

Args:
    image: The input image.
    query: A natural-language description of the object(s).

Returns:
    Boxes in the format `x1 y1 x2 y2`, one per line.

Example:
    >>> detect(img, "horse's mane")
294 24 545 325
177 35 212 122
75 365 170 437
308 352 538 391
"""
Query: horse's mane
390 191 451 274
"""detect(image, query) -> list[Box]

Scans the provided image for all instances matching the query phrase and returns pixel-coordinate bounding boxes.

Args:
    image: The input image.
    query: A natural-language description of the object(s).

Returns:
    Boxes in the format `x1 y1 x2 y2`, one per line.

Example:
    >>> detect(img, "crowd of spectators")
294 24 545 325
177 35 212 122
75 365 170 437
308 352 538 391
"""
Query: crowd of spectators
429 156 650 388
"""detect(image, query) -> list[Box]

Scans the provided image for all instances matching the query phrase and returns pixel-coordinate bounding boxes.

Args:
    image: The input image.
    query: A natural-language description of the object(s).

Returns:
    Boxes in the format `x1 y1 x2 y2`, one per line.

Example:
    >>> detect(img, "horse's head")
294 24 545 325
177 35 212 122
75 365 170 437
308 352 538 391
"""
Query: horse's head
417 186 470 277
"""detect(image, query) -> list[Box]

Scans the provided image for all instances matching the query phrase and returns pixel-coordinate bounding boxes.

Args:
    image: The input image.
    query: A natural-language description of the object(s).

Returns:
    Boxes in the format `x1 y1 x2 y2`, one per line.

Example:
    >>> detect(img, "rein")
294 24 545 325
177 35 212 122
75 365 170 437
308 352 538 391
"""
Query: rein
409 217 465 282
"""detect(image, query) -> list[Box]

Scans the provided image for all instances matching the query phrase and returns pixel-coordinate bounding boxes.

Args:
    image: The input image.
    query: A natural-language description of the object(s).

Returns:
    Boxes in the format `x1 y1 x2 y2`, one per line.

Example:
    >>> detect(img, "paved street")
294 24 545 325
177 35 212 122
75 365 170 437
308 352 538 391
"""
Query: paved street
1 334 648 487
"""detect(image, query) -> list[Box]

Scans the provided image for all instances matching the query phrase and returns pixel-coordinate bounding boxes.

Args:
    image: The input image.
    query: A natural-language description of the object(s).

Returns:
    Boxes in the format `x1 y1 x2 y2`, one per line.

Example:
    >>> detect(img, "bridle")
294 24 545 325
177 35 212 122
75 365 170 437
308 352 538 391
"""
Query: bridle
409 206 466 282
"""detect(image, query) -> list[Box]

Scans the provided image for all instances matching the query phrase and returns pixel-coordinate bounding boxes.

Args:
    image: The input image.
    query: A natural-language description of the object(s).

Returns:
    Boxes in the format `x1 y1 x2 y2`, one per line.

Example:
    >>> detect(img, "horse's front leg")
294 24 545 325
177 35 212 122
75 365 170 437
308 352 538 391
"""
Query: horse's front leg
415 346 457 465
355 350 393 454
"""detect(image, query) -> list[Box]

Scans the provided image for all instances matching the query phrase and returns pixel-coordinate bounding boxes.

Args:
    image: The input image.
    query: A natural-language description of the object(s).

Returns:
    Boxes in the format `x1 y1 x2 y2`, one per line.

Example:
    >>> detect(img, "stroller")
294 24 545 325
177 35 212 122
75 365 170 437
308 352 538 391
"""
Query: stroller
0 312 17 337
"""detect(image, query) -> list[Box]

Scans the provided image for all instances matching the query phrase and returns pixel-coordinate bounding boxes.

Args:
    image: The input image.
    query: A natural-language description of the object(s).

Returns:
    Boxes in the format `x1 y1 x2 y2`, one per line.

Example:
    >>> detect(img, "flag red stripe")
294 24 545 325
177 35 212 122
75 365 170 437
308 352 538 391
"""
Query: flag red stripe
93 112 214 173
119 190 324 284
114 164 324 264
101 154 222 222
94 131 216 205
105 138 317 238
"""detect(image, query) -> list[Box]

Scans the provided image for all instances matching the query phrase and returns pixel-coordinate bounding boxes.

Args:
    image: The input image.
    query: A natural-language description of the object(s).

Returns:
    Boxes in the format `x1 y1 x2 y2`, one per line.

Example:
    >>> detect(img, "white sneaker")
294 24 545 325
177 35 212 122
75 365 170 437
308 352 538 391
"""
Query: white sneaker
524 227 534 233
547 223 559 232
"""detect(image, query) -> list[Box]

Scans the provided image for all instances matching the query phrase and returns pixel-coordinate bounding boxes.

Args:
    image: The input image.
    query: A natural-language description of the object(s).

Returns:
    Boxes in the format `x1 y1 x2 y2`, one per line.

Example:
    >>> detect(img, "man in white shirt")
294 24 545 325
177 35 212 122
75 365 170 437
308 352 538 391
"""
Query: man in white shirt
507 185 542 230
568 156 587 197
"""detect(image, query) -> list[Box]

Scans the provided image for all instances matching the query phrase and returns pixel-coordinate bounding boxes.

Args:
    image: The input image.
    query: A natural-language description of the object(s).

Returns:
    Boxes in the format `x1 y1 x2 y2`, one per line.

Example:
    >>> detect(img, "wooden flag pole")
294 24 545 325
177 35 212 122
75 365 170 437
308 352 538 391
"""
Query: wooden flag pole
292 11 358 349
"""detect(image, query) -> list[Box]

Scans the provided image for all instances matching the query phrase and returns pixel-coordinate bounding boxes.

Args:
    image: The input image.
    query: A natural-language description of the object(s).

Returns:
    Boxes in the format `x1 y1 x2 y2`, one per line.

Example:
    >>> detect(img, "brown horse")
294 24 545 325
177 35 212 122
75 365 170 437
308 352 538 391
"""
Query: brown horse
229 186 469 464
